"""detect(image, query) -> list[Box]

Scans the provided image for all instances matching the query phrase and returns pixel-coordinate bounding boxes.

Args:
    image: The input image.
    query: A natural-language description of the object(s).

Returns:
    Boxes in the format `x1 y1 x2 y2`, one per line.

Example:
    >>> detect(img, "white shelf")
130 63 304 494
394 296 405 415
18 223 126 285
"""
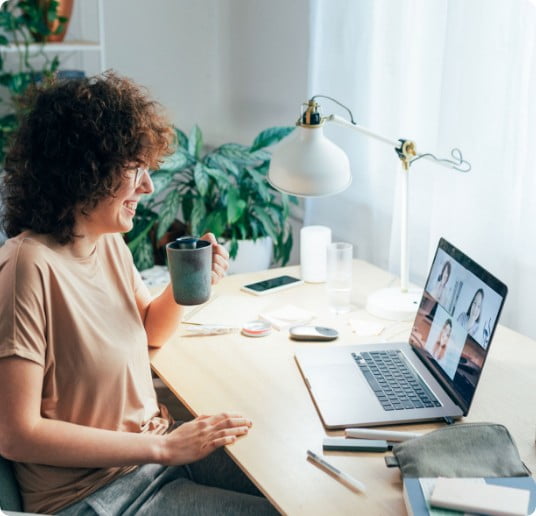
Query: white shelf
2 40 102 53
1 0 105 71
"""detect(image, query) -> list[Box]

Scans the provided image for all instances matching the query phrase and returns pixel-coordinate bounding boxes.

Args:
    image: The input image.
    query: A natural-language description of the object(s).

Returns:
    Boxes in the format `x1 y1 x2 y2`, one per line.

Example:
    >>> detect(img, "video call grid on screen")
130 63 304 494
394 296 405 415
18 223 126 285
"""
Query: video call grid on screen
409 239 507 411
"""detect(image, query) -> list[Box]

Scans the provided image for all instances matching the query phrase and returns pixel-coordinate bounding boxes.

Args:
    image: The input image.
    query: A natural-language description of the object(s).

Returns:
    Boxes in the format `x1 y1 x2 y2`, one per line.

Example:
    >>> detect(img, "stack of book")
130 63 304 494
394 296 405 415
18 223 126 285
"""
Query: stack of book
404 477 536 516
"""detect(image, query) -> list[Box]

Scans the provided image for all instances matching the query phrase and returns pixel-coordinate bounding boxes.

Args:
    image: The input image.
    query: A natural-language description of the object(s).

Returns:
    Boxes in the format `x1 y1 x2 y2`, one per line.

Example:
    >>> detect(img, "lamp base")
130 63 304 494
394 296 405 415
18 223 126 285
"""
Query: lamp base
366 287 422 321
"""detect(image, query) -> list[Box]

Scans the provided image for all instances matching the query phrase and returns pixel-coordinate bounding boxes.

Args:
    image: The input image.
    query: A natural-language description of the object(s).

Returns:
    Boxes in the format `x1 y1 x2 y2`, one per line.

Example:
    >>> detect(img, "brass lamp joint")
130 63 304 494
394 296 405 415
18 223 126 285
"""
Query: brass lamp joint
396 139 417 170
298 99 326 127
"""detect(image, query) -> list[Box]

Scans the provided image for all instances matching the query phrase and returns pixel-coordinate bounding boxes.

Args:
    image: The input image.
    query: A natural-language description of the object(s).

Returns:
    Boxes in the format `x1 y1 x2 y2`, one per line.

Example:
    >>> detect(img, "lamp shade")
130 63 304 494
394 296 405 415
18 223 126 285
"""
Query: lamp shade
267 125 352 197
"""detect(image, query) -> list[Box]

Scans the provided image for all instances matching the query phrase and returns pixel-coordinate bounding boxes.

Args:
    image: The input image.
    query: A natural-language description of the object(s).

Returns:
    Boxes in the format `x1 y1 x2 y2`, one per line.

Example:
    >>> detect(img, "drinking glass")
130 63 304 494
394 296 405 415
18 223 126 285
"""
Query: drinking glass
326 242 353 314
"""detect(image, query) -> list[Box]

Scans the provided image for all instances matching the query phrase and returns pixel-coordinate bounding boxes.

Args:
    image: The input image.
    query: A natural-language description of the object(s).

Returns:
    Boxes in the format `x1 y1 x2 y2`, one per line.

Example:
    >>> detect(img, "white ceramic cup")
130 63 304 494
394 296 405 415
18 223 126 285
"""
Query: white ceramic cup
300 225 332 283
326 242 353 314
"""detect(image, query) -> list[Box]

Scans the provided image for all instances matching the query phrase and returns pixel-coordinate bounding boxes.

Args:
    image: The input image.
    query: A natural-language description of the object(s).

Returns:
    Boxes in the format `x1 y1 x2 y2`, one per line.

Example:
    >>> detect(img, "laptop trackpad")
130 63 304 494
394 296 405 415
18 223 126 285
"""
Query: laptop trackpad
303 364 367 401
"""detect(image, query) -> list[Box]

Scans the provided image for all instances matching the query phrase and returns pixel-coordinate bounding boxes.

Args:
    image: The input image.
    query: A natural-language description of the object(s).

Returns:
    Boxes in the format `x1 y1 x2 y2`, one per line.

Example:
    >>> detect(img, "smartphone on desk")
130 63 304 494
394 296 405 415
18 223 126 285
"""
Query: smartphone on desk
241 275 303 296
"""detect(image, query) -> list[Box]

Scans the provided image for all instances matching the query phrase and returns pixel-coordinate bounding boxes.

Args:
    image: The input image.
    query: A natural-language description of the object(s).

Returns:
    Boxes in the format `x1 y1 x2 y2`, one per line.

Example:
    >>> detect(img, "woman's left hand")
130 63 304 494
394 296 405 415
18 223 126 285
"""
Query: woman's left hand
200 233 229 285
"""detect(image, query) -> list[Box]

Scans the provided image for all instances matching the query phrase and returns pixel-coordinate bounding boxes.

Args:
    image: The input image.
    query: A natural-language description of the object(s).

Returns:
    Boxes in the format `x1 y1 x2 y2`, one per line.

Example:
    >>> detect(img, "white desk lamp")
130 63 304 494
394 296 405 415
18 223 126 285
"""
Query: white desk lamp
268 96 470 321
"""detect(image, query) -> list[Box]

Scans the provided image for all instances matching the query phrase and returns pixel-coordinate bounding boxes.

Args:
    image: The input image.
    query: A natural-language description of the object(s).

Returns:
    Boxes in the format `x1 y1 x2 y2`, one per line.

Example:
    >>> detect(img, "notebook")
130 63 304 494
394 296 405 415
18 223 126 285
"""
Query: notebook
294 238 508 429
403 477 536 516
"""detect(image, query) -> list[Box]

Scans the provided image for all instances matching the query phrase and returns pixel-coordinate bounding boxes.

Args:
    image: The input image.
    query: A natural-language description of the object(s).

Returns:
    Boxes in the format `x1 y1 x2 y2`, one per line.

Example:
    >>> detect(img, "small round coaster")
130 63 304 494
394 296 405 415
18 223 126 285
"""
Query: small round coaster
241 320 272 338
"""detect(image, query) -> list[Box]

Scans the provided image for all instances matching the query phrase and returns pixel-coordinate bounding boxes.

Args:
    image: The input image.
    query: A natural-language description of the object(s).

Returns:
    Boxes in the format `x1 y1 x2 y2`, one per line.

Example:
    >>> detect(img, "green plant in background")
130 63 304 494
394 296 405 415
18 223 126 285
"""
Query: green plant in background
0 1 66 162
125 125 297 271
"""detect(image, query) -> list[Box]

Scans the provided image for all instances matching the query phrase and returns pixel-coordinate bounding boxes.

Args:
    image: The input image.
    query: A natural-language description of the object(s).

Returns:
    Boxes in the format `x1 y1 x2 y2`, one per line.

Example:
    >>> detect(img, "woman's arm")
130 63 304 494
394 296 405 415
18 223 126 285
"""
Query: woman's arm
141 233 229 348
0 356 250 468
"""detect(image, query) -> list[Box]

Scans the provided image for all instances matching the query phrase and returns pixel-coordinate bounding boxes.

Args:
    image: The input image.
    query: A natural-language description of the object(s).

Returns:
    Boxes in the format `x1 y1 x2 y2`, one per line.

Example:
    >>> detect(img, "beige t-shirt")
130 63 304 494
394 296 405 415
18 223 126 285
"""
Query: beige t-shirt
0 232 171 514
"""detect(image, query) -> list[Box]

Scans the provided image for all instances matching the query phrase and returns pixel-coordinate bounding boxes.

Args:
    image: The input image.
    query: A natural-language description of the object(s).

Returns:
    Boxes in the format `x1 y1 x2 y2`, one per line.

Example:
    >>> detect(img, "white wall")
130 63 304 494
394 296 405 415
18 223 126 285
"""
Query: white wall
102 0 310 147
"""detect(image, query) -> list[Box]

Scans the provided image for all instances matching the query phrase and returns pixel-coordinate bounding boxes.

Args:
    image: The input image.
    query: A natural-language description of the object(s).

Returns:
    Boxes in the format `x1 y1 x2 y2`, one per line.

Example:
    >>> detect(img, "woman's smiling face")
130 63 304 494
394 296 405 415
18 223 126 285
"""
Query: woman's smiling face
82 166 153 235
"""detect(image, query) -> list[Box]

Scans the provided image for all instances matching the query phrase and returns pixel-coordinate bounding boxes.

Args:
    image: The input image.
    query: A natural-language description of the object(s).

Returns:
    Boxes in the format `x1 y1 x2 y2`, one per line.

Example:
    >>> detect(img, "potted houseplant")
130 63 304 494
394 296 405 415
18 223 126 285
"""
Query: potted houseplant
125 125 297 272
0 0 68 162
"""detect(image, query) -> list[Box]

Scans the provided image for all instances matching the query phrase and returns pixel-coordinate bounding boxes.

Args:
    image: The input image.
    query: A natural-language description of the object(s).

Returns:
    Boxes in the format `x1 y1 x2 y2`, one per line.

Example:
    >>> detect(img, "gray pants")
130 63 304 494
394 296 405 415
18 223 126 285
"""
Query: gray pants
57 448 278 515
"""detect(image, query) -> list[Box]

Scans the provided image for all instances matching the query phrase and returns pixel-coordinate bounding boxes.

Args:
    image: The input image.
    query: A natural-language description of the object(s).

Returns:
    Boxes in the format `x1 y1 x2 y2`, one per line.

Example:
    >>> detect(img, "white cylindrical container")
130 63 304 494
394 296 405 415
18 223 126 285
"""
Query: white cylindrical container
300 225 332 283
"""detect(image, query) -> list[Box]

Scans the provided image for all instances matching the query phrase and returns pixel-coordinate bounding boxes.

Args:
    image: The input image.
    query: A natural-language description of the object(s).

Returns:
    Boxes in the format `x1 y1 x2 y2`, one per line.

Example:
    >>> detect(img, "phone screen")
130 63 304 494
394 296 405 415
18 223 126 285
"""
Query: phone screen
244 275 301 292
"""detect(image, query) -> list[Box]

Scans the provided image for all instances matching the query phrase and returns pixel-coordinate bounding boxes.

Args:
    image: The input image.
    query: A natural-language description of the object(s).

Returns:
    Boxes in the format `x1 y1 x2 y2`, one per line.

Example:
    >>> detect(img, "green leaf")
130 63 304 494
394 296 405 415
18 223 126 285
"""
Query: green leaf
142 169 174 203
203 210 226 237
0 35 8 46
218 143 261 165
47 0 60 21
0 113 18 134
190 197 207 235
250 126 295 152
125 205 158 251
5 72 32 95
156 189 181 240
204 166 233 189
50 55 60 73
252 209 278 242
205 153 240 177
248 219 259 240
188 125 203 159
281 192 290 219
249 148 271 162
193 162 209 196
159 149 189 171
279 231 293 266
229 239 239 259
239 220 250 240
131 235 154 271
246 168 271 202
175 127 189 149
180 193 194 228
226 189 247 224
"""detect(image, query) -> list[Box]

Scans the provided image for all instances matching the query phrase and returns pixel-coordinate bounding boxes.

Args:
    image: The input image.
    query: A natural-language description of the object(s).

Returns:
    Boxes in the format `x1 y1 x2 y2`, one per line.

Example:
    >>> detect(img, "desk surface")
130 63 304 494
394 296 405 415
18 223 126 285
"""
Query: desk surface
150 261 536 515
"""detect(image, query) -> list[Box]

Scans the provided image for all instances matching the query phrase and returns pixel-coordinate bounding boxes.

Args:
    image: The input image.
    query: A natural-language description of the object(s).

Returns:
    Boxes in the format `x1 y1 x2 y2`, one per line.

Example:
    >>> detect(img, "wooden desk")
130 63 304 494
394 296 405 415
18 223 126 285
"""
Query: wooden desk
150 261 536 515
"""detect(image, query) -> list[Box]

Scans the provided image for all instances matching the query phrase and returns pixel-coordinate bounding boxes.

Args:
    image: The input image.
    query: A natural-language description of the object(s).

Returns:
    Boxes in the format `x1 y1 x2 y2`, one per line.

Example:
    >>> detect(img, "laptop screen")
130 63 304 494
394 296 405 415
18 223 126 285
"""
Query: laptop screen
409 238 508 413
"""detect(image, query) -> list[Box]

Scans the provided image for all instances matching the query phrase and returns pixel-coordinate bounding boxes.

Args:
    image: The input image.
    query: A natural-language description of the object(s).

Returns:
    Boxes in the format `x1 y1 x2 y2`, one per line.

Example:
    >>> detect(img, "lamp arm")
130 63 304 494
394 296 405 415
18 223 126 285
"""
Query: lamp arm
328 114 471 172
328 114 400 148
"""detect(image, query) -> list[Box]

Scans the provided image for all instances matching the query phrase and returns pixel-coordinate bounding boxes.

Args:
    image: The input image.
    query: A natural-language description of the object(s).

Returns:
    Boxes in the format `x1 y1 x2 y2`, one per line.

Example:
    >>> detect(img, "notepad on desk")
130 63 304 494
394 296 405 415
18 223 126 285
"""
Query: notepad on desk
258 304 315 330
403 477 536 516
183 296 315 331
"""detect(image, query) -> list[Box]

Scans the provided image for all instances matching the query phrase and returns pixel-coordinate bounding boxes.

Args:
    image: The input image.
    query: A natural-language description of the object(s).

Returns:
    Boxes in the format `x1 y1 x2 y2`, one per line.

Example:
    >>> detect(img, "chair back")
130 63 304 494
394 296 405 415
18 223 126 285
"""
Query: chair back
0 455 23 511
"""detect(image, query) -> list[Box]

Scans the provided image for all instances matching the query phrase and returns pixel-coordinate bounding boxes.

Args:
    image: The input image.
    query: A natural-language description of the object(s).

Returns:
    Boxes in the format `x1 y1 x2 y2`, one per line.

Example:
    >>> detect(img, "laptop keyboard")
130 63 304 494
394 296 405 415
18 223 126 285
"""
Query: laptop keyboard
351 350 442 411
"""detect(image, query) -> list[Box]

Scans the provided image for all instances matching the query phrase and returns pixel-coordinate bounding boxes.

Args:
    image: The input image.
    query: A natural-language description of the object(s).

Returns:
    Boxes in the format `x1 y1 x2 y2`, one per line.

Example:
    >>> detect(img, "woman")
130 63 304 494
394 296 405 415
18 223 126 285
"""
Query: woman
0 73 276 515
430 260 451 306
457 288 484 338
431 319 452 361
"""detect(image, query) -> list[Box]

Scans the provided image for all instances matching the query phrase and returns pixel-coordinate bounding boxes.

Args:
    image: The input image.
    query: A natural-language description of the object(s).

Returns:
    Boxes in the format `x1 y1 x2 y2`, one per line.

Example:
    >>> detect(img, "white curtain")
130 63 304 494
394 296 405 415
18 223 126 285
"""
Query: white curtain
305 0 536 339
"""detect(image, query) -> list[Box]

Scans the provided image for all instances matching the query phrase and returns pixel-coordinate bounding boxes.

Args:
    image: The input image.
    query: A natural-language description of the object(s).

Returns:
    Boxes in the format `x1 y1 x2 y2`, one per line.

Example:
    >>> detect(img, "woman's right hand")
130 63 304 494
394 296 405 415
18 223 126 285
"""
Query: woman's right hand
160 413 252 465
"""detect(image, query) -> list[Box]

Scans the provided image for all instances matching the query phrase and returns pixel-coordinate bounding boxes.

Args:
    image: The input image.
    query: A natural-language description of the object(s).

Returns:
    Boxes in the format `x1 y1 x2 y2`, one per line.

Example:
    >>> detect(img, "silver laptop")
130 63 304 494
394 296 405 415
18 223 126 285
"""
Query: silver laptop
295 238 508 429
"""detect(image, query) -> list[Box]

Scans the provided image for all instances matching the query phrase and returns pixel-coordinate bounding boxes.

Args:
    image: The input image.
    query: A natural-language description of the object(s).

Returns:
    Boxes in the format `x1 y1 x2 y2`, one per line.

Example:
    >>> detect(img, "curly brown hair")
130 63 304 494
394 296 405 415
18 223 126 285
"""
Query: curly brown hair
1 71 174 244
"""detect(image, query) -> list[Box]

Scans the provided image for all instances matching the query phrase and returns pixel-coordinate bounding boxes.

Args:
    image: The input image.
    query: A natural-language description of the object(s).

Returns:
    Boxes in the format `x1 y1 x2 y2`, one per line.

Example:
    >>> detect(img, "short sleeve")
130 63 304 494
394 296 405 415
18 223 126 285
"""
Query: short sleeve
109 234 153 308
0 239 47 366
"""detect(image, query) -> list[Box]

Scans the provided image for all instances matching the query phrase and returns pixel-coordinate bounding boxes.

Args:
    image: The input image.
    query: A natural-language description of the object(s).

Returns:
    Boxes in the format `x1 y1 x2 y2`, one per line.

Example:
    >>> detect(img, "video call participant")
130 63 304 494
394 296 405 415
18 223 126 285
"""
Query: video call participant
431 318 453 361
456 288 484 339
430 260 452 306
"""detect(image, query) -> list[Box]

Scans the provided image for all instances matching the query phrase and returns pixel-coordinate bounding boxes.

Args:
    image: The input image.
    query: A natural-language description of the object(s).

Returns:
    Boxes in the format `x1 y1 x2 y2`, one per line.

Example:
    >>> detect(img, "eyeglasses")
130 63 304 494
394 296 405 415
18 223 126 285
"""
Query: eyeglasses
132 167 148 188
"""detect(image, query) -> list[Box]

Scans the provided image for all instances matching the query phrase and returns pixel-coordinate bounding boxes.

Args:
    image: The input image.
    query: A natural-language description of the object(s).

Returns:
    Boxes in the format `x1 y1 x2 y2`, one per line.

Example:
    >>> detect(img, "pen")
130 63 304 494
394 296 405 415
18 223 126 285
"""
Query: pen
306 449 366 493
184 324 239 335
345 428 424 442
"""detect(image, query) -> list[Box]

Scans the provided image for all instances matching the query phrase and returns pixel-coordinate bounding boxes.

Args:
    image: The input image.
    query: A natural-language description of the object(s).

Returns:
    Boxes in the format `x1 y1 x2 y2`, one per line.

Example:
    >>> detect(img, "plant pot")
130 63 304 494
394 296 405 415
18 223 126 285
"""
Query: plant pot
31 0 74 43
226 236 273 275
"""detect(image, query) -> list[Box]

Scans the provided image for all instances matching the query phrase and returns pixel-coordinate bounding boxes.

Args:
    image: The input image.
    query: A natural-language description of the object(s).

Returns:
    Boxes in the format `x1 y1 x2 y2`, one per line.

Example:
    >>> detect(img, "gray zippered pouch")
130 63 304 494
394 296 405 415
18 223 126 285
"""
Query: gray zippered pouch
385 422 531 477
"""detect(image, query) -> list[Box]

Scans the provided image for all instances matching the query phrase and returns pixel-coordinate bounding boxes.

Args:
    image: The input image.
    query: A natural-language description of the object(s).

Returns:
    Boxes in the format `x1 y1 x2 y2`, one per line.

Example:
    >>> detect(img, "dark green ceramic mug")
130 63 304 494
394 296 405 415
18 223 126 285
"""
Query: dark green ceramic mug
166 237 212 305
